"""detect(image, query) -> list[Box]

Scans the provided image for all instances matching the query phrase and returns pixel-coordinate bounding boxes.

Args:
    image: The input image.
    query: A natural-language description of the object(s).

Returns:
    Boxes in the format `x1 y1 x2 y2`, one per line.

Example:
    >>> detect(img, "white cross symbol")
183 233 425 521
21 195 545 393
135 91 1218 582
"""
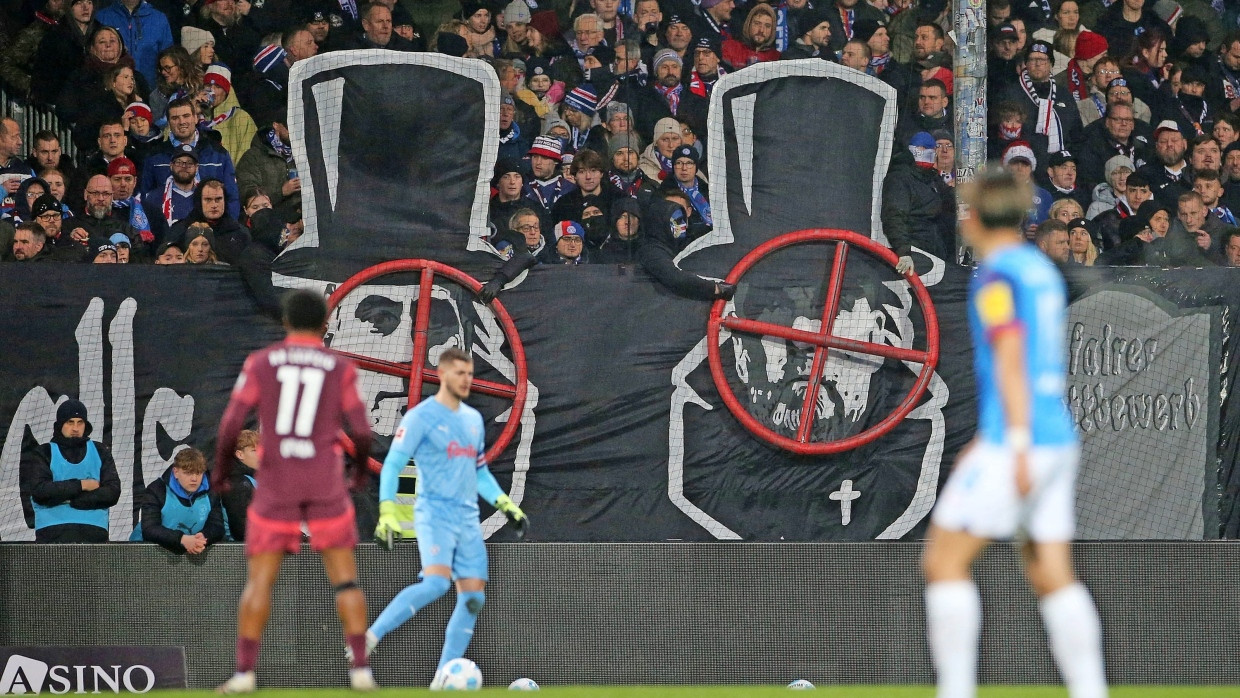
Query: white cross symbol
829 479 861 526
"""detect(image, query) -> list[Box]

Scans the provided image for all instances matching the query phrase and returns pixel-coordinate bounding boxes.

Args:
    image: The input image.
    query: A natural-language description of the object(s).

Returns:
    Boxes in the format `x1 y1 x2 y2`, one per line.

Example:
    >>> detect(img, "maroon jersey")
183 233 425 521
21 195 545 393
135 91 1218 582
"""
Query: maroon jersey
214 336 372 521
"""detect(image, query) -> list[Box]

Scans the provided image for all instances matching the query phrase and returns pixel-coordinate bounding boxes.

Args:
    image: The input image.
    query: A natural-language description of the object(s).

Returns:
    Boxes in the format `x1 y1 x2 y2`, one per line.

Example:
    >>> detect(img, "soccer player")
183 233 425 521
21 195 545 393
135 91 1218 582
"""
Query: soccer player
921 168 1107 698
355 347 528 686
213 290 377 693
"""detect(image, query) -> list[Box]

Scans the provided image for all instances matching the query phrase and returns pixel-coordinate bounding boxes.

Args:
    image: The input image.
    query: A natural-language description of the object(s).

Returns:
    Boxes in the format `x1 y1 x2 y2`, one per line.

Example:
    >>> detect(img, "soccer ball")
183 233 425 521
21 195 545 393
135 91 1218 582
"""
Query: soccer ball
508 677 540 690
787 679 816 690
430 658 483 691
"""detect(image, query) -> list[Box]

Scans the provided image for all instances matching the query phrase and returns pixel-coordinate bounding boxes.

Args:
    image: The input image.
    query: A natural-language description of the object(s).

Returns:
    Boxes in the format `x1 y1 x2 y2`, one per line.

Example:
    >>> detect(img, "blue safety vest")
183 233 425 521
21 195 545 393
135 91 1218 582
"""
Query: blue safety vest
32 442 109 533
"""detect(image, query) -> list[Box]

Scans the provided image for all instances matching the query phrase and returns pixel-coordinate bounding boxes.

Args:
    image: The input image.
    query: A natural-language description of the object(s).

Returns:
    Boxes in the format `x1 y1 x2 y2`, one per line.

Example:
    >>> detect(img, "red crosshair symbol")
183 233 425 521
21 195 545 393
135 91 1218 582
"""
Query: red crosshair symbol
327 259 529 472
706 229 940 456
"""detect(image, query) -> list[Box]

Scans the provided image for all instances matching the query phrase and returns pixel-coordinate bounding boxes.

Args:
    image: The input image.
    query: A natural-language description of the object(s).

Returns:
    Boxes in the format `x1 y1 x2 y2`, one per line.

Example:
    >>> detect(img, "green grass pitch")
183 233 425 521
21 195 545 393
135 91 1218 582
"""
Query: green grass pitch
156 686 1240 697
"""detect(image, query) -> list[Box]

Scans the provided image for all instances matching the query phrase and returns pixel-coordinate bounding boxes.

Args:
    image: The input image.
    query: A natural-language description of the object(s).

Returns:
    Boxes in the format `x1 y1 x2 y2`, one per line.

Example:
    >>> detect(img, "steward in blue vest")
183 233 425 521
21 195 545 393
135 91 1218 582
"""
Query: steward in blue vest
137 449 225 554
19 399 120 543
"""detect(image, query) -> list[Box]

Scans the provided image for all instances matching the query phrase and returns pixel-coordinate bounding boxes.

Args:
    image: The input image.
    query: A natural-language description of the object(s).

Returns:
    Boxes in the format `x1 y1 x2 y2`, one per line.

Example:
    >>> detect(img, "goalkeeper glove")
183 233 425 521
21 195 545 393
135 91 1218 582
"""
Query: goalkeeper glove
495 494 529 539
374 500 402 551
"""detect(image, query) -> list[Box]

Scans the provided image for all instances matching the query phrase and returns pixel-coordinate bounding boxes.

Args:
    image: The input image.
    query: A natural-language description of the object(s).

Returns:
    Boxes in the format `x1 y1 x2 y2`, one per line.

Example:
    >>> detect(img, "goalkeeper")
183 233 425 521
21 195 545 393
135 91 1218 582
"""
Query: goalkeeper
353 347 528 678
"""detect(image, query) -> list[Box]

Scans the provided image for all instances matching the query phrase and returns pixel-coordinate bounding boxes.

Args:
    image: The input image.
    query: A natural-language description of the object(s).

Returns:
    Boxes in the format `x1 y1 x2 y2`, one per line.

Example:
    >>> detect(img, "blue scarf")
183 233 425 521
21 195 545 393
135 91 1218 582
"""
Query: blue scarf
113 197 152 240
678 179 713 226
1213 206 1237 226
774 5 790 51
265 128 294 163
500 121 521 145
654 150 674 180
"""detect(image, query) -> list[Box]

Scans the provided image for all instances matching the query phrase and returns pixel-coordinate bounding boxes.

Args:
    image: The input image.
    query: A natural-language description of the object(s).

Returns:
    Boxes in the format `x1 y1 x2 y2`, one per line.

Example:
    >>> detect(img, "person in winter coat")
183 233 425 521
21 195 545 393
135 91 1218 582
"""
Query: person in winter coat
136 447 224 554
220 429 259 541
882 132 957 273
95 0 173 84
236 115 300 212
551 148 622 232
638 117 682 182
0 0 64 99
539 220 592 264
595 195 643 264
607 131 652 196
167 178 250 265
199 65 257 162
638 195 735 301
139 97 241 219
238 206 290 318
1086 154 1136 219
57 26 152 144
19 399 121 542
30 0 99 106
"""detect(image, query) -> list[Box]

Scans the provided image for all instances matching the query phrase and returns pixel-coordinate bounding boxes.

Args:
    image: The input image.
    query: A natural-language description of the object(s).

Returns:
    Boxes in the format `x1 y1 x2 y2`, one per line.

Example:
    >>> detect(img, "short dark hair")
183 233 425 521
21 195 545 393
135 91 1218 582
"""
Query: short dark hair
921 78 948 95
1224 228 1240 248
1034 218 1068 244
439 347 472 366
1125 171 1150 189
167 96 195 115
282 24 310 48
917 21 945 40
1223 29 1240 55
1196 168 1221 184
282 290 329 330
32 130 59 147
16 221 46 242
360 3 388 21
1190 135 1221 154
98 117 124 135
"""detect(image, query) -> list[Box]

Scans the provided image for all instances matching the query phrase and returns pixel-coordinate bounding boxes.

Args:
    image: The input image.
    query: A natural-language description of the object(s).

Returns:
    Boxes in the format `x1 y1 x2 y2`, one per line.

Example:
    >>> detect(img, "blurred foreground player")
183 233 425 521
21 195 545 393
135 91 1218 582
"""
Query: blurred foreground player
354 348 529 688
921 168 1107 698
213 290 377 693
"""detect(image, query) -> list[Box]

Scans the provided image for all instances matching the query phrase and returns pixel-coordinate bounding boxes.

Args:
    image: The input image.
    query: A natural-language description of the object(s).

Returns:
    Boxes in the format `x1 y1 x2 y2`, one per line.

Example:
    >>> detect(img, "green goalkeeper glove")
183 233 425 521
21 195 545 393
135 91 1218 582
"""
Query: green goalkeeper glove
374 500 402 551
495 494 530 539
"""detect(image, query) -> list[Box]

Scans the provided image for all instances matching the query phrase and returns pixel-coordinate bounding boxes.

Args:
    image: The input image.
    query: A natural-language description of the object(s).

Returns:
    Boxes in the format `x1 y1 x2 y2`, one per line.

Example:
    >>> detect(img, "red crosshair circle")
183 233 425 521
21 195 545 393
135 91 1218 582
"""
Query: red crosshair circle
706 229 940 455
326 259 529 473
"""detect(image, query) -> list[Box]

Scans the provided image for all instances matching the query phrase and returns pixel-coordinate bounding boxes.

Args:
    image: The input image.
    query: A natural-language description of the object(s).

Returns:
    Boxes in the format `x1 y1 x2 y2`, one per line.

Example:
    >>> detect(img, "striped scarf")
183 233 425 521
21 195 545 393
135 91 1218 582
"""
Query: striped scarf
678 179 712 226
161 175 198 227
869 52 891 74
655 83 682 115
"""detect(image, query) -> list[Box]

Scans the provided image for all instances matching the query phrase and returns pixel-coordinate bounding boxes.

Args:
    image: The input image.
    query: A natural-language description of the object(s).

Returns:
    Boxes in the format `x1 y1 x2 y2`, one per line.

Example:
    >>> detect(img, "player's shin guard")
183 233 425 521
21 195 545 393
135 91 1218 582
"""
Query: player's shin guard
437 591 485 671
1040 583 1108 698
369 575 451 641
925 580 981 698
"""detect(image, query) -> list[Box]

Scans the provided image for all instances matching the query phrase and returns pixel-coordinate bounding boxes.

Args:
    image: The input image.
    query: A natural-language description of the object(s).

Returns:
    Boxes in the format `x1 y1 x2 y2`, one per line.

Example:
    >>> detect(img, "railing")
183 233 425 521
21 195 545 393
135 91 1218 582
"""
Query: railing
0 85 79 161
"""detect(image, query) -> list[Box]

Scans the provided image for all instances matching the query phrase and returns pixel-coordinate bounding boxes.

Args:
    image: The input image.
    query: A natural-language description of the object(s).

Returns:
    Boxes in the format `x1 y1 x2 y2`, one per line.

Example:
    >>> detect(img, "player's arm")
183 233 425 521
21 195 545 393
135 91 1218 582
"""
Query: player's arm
476 463 529 538
473 417 529 537
213 357 261 492
979 278 1034 495
374 411 423 548
340 362 374 490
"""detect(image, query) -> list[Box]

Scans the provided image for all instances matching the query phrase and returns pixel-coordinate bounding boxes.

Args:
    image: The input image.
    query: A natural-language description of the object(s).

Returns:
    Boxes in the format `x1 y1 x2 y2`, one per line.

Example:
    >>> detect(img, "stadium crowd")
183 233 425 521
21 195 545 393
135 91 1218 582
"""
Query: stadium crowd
7 0 1240 547
0 0 1237 287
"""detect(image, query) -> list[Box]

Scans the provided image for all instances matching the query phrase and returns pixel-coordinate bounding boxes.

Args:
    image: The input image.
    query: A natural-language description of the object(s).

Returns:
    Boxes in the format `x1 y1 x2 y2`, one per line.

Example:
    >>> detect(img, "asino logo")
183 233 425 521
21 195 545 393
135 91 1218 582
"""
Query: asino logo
0 655 155 695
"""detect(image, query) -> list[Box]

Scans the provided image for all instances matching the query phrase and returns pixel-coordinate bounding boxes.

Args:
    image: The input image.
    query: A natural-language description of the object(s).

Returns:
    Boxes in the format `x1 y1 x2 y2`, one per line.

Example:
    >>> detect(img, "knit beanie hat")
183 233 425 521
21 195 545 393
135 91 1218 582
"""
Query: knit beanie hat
181 26 214 55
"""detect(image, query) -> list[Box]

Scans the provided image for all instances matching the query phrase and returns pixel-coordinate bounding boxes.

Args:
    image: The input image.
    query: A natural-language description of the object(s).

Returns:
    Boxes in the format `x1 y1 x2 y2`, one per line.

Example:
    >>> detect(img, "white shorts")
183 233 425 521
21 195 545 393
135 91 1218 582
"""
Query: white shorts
931 441 1080 543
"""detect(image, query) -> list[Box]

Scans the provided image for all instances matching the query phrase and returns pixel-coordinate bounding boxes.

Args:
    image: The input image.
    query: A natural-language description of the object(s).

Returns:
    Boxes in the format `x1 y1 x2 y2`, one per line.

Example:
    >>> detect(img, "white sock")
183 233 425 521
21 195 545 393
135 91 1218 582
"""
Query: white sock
1040 583 1108 698
925 580 981 698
